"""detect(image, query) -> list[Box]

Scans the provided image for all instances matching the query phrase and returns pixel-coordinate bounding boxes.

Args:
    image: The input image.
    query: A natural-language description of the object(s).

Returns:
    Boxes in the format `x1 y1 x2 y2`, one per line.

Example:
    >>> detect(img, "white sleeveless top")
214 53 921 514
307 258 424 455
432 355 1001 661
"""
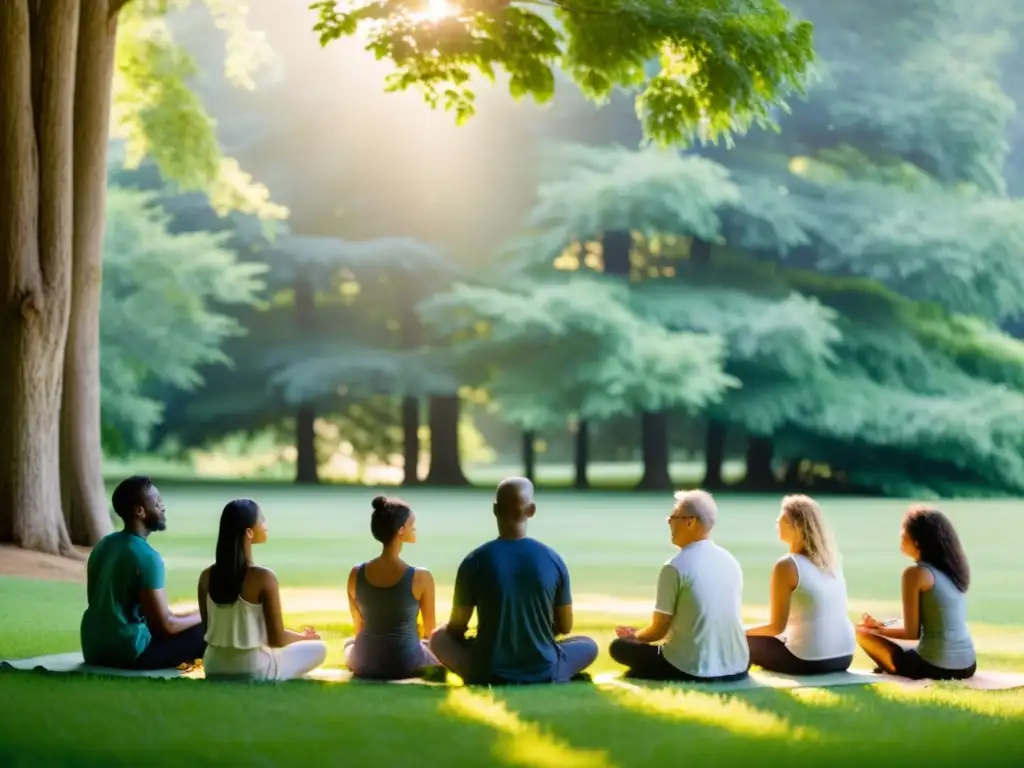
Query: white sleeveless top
783 554 856 661
204 595 269 650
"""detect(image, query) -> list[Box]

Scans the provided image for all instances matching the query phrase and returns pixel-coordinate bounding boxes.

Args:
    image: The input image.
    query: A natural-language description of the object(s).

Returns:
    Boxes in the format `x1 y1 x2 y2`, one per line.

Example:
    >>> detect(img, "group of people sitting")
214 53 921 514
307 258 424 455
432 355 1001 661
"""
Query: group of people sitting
80 474 977 685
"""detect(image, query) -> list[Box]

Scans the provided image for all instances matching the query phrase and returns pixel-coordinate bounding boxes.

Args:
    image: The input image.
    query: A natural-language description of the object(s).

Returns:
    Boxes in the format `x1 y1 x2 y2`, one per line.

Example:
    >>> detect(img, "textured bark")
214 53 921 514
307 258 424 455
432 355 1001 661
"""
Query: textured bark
744 436 777 490
702 420 727 488
522 431 536 483
401 396 420 485
0 0 80 554
424 394 468 486
636 411 672 490
573 420 589 489
61 0 117 546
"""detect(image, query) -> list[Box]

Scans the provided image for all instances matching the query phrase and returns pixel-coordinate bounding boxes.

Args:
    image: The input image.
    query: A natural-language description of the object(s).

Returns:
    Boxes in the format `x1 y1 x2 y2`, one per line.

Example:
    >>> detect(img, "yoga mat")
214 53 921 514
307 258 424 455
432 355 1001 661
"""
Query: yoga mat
3 653 1023 691
592 668 1024 692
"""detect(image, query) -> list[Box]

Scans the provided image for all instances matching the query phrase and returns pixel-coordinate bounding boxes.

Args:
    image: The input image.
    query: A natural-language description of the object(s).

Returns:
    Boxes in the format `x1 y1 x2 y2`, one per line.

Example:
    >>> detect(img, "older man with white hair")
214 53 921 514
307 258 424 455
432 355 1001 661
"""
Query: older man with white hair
609 489 750 681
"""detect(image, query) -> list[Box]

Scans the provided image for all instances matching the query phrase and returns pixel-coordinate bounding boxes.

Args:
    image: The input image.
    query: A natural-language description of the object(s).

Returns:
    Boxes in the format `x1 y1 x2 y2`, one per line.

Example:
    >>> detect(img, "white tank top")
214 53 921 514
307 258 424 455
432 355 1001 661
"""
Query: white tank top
204 595 269 650
783 554 856 661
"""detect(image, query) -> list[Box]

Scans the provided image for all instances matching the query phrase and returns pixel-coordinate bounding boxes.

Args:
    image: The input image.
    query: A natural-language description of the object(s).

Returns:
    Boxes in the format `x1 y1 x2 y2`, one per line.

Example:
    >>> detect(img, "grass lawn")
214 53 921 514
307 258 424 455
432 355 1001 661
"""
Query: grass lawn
1 484 1022 766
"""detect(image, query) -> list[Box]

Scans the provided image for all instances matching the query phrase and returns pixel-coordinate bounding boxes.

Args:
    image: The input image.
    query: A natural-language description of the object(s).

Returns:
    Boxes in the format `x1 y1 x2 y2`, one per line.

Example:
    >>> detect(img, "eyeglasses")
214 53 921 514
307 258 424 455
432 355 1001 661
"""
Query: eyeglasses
667 514 695 523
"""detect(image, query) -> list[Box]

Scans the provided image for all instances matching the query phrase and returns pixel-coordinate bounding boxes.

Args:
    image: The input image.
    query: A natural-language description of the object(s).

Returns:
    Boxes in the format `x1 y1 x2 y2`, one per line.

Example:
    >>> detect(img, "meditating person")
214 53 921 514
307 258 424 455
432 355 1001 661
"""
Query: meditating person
745 495 855 674
343 496 442 680
609 489 749 682
81 476 206 669
429 477 599 685
856 505 976 680
198 499 327 680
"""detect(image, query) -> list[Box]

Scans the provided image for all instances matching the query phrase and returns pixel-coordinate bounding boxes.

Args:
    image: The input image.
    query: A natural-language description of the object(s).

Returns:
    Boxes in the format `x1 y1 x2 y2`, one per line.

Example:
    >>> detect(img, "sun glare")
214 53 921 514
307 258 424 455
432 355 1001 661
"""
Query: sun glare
414 0 455 22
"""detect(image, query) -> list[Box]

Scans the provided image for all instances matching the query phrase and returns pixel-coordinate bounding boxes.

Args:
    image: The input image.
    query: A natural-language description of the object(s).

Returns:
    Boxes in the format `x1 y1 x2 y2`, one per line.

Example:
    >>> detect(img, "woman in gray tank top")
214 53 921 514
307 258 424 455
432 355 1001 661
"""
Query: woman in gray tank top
856 505 976 680
343 496 442 680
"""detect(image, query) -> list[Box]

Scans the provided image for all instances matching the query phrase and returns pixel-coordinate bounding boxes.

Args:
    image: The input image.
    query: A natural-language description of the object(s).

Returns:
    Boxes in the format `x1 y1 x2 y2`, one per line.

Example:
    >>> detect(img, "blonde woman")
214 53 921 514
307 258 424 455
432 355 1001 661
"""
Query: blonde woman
745 495 855 675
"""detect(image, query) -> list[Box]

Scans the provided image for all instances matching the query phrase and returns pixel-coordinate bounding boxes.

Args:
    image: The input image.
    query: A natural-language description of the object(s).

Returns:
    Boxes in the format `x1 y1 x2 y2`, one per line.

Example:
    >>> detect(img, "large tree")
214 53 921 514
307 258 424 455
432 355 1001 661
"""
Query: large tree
0 1 280 554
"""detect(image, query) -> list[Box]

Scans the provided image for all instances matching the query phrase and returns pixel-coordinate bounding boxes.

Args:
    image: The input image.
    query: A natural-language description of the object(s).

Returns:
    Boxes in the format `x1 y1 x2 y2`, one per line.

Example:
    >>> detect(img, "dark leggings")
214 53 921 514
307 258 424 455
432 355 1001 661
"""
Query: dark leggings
747 636 853 675
609 638 749 682
131 625 207 670
861 637 976 681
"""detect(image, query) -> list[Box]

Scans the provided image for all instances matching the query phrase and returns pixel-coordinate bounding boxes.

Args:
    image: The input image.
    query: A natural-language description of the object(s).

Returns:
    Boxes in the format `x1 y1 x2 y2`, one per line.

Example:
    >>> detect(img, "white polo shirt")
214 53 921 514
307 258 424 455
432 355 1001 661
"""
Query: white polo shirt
655 539 750 677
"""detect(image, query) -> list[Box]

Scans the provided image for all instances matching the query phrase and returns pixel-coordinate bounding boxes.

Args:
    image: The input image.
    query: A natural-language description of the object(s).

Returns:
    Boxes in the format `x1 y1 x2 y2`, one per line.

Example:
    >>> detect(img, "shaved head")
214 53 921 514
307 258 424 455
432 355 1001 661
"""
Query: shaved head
494 476 536 527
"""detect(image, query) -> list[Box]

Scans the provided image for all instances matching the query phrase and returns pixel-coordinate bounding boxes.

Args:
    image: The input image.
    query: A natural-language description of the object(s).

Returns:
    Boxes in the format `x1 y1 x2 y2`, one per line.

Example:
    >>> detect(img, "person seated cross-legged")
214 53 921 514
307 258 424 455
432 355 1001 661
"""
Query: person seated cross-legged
429 477 598 685
199 499 327 681
745 495 856 675
81 476 206 670
855 505 976 681
610 490 750 682
343 495 443 681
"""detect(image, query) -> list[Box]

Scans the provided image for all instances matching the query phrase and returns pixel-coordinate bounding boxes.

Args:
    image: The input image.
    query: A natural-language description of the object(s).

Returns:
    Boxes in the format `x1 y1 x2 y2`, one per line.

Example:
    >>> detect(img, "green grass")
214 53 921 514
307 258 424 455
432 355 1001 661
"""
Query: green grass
1 485 1023 766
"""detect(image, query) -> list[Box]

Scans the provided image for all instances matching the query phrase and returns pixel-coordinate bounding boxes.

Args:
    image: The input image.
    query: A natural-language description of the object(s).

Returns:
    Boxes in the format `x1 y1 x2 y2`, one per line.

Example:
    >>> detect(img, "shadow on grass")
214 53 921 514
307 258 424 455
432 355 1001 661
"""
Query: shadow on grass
493 679 1024 767
1 668 1023 768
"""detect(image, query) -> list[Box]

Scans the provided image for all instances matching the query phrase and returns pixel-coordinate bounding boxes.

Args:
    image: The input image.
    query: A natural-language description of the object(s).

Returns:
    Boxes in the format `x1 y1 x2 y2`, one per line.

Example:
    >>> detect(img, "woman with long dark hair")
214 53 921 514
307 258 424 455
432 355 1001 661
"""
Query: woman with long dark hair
198 499 327 680
856 505 976 680
343 495 442 680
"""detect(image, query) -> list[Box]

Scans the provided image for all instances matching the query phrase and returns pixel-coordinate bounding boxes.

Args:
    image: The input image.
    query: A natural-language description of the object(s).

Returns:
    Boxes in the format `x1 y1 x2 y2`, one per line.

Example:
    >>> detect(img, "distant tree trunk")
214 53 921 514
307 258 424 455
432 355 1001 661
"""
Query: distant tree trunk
744 436 777 490
61 1 118 546
602 230 632 277
295 405 319 485
401 396 420 485
424 394 468 486
636 411 672 490
293 273 319 484
573 420 589 489
522 431 536 482
690 237 713 265
0 1 79 554
703 420 727 489
784 458 804 487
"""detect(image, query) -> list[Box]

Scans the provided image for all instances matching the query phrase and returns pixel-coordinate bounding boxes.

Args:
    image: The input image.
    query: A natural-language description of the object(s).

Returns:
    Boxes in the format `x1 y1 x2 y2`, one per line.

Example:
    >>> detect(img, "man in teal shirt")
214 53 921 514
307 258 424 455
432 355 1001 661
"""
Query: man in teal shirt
81 476 205 669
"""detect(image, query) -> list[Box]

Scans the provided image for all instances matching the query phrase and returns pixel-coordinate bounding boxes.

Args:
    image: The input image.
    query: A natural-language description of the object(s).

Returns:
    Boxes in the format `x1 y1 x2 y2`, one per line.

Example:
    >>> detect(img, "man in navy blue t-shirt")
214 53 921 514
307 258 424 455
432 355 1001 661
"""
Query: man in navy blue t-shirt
429 477 599 684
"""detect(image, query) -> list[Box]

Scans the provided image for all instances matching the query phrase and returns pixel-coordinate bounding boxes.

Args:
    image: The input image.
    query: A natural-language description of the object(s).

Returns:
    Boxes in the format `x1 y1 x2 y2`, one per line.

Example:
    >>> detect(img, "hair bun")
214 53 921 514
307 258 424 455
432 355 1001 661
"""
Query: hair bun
371 496 388 512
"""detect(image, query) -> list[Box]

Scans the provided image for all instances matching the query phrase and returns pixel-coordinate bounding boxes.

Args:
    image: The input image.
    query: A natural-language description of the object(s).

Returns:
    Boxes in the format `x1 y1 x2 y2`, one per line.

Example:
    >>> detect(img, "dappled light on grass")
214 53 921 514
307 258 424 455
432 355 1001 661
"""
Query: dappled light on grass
601 678 820 741
871 682 1024 718
442 688 616 768
782 687 845 708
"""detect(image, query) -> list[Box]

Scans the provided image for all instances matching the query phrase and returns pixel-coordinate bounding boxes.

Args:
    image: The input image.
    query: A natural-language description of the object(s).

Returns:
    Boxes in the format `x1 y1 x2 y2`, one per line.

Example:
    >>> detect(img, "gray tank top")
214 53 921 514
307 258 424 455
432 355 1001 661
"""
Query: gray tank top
350 564 423 677
916 562 975 669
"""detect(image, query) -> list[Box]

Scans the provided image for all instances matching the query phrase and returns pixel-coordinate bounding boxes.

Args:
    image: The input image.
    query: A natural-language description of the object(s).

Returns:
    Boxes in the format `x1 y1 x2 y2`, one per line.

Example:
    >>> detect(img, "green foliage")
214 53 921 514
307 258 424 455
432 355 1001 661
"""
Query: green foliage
113 1 286 219
420 278 736 429
100 186 265 454
309 0 814 146
510 142 739 266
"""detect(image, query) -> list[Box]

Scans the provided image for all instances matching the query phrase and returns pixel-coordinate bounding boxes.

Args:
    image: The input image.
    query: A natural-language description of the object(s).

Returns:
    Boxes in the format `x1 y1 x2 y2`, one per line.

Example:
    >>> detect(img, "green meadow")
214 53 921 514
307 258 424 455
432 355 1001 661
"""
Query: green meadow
1 484 1022 766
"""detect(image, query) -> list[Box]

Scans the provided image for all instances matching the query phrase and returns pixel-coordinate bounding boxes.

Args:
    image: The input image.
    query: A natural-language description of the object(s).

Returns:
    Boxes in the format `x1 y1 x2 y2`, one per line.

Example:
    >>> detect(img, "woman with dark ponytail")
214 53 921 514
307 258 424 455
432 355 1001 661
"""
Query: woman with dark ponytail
856 505 976 680
198 499 327 680
343 495 442 680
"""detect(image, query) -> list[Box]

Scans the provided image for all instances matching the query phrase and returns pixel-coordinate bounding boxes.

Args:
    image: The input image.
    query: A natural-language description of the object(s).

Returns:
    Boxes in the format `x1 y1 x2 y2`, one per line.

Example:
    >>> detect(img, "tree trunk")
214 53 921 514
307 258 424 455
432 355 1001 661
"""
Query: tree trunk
60 0 117 546
702 420 726 488
293 271 319 484
0 0 80 554
424 394 468 486
295 404 319 485
636 411 672 490
573 420 589 489
744 436 777 490
601 230 632 277
690 237 713 265
401 396 420 485
522 431 536 482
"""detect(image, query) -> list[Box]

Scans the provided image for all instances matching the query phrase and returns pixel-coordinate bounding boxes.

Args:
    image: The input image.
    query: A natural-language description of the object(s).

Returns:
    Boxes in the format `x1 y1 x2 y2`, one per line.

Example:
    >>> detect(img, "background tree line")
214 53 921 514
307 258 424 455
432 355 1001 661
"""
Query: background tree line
92 0 1024 501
